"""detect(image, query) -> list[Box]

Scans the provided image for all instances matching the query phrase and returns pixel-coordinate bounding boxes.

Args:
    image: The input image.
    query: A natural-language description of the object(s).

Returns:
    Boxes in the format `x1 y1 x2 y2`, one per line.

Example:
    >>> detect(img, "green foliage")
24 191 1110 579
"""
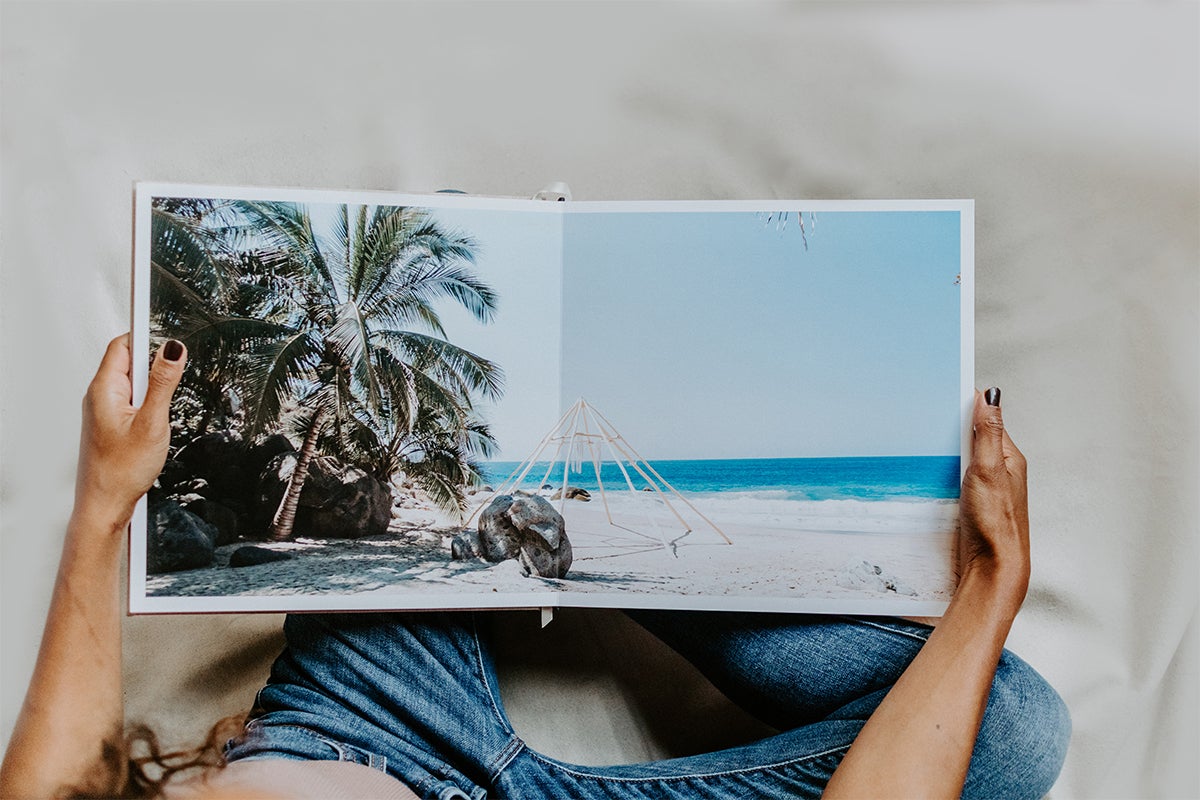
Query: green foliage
150 197 504 516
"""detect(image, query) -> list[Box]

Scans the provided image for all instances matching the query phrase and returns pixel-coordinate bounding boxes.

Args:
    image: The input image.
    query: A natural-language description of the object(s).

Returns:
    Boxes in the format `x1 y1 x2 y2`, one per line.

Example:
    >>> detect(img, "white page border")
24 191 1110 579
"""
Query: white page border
130 184 971 617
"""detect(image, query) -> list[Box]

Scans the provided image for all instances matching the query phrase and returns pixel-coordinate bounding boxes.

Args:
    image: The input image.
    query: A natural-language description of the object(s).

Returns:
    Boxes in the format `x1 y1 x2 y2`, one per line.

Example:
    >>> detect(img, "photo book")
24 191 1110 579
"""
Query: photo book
130 183 973 615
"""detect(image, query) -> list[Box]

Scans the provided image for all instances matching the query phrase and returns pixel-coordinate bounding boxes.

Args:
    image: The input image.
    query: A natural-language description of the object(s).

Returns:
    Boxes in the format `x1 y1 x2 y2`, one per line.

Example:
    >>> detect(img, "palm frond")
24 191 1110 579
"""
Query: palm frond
373 329 504 402
150 206 241 312
357 207 436 303
243 331 324 436
150 260 219 333
365 256 498 325
461 418 500 462
377 340 476 428
328 300 382 412
366 293 449 337
371 344 422 435
154 197 505 506
230 201 342 310
168 315 300 394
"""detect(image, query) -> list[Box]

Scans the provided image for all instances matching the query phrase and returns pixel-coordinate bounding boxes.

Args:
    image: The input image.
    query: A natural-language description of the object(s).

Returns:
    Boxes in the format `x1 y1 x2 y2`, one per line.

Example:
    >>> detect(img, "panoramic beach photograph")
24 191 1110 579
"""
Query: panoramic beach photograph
132 186 970 614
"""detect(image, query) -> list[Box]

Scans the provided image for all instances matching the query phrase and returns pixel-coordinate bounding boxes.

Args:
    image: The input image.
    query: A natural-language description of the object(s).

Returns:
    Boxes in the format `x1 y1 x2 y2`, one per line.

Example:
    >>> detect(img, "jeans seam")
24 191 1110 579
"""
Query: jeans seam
489 737 526 781
840 616 933 644
522 744 850 783
471 613 516 737
471 612 527 784
238 721 388 769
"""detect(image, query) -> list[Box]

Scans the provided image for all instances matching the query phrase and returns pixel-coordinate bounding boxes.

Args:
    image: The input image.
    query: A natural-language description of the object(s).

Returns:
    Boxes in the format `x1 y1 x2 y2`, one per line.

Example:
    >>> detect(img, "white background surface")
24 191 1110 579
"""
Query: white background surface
2 2 1197 797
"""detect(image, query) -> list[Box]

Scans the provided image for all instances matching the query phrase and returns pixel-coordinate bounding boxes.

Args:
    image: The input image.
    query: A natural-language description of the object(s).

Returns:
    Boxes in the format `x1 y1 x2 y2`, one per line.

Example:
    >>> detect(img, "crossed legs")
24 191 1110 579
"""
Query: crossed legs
228 611 1069 798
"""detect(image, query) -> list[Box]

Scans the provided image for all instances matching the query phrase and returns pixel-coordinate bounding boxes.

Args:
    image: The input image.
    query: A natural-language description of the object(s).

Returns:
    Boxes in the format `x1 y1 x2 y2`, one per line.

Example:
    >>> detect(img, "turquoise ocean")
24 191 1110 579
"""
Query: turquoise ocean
480 455 960 503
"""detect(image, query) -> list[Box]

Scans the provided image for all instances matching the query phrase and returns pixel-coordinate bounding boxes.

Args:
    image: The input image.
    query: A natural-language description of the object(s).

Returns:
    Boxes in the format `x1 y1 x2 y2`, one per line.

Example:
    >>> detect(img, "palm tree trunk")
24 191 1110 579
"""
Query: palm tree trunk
269 407 325 541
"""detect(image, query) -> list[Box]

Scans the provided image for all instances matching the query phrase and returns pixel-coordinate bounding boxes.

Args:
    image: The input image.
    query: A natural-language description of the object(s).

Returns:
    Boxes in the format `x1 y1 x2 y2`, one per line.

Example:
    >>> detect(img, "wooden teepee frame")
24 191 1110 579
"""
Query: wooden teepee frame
466 399 730 555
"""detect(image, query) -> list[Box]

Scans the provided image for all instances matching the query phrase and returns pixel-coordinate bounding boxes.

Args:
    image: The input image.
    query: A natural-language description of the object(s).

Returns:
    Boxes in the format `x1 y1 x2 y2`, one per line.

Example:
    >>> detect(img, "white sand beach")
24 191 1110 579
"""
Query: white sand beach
145 488 957 612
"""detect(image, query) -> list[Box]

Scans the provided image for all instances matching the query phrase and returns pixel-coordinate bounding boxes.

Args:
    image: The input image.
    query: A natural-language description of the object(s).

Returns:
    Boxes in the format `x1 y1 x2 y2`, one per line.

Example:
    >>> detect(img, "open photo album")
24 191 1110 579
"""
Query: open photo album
130 183 973 614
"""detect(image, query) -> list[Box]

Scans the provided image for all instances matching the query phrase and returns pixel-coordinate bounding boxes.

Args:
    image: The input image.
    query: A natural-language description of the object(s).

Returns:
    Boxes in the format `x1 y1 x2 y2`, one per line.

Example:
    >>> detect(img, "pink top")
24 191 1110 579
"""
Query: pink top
170 759 419 799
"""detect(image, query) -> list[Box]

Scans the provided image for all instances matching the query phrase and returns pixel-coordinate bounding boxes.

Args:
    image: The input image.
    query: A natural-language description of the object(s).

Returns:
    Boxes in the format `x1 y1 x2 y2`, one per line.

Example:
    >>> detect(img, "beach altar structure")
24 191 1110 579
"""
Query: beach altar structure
469 399 731 555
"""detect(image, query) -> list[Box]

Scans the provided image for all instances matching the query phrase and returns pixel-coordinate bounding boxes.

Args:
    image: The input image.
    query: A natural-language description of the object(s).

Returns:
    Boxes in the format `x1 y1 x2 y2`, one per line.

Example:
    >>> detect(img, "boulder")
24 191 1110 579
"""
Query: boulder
146 500 215 574
229 546 294 568
255 453 391 540
454 492 572 578
550 486 591 502
157 459 189 491
185 498 239 546
172 477 210 496
451 528 486 561
175 430 249 504
244 434 295 482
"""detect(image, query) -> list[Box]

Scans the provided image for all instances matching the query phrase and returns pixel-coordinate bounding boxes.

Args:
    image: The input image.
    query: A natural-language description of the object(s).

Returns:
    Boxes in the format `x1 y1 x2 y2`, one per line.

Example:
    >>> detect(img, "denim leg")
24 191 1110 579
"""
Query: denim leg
495 723 858 799
960 652 1072 800
227 612 520 799
625 611 932 729
226 610 1068 799
626 610 1071 800
226 612 861 798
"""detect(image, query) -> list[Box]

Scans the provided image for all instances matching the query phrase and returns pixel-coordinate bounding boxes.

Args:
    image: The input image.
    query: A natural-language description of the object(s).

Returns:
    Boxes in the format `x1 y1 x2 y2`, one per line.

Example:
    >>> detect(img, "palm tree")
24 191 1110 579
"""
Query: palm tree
150 199 262 443
153 199 504 540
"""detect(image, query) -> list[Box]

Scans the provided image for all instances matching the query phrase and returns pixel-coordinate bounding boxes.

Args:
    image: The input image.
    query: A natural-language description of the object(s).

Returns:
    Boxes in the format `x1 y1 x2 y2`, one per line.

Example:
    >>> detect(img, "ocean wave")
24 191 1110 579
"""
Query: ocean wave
484 456 962 502
554 490 958 535
686 489 959 505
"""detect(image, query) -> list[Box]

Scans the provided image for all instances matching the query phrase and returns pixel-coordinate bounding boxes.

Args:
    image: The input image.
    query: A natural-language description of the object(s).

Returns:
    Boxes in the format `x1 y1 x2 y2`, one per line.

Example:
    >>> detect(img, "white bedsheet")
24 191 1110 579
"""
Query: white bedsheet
2 3 1196 797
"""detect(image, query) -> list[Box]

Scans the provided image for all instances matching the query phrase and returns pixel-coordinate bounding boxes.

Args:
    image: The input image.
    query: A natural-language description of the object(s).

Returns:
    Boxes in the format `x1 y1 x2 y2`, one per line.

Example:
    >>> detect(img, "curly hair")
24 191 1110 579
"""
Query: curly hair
62 715 245 799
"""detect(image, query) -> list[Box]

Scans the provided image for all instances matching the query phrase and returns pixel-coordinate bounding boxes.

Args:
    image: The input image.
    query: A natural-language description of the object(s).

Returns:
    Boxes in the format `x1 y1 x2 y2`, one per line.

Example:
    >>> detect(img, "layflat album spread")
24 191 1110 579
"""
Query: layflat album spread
130 183 973 614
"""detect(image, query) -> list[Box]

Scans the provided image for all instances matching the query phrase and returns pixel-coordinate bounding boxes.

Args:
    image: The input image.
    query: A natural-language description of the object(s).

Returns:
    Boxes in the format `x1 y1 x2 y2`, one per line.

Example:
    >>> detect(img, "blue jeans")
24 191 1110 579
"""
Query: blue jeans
224 611 1070 799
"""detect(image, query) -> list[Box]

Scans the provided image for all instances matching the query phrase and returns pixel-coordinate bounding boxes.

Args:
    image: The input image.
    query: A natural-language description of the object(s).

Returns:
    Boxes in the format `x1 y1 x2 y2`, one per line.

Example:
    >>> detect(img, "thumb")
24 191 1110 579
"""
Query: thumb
140 339 187 421
972 387 1005 470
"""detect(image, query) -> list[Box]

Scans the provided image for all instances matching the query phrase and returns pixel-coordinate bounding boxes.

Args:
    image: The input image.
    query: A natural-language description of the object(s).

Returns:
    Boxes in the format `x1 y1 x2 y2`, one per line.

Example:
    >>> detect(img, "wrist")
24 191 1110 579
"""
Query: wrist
68 496 135 543
955 562 1028 622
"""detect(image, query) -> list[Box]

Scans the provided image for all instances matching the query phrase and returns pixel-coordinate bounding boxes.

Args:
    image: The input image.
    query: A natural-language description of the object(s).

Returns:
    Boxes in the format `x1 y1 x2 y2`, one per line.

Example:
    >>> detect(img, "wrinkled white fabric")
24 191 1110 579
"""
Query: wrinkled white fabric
1 3 1195 798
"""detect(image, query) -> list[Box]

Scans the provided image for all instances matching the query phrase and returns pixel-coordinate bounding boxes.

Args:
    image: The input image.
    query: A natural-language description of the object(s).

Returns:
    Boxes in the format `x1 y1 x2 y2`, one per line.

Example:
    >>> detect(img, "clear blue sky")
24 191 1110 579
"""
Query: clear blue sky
318 201 962 462
307 201 566 461
425 206 564 461
560 210 962 458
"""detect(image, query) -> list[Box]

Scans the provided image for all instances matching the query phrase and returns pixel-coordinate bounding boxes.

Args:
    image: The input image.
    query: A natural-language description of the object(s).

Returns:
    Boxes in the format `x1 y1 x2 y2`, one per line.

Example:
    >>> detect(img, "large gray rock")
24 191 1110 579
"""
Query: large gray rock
454 492 572 578
244 434 295 484
255 453 391 540
228 546 294 568
184 498 239 546
175 430 247 502
157 458 189 491
550 486 591 502
147 500 216 574
171 477 210 497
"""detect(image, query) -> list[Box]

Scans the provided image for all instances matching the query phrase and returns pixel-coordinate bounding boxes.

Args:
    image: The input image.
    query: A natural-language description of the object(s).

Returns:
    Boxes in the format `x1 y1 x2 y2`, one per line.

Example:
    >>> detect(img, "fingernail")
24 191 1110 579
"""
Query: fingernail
163 340 183 362
984 387 1001 407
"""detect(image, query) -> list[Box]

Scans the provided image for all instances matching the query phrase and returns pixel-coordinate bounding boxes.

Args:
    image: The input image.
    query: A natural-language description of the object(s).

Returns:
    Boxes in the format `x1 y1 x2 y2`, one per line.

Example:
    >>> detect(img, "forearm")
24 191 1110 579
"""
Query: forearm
0 507 127 799
823 568 1023 799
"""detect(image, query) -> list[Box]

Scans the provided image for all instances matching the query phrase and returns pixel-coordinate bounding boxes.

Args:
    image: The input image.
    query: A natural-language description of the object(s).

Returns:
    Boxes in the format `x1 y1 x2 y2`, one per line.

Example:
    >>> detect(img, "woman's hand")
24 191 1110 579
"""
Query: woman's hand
1 334 188 799
74 333 187 528
957 387 1031 611
825 386 1034 799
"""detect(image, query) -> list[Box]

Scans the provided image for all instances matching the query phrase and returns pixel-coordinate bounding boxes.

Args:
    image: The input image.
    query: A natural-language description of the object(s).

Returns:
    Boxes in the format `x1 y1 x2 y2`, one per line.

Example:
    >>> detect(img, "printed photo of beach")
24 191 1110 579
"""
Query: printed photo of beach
132 186 970 615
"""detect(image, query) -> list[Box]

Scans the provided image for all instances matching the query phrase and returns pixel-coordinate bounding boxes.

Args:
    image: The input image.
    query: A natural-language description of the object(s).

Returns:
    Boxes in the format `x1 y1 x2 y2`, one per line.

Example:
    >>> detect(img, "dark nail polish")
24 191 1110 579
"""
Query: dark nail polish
163 340 183 362
985 387 1001 407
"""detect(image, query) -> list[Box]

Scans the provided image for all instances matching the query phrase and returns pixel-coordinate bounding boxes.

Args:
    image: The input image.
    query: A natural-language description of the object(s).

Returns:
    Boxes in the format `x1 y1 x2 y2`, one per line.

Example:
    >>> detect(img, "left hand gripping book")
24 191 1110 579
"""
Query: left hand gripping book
130 182 973 615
